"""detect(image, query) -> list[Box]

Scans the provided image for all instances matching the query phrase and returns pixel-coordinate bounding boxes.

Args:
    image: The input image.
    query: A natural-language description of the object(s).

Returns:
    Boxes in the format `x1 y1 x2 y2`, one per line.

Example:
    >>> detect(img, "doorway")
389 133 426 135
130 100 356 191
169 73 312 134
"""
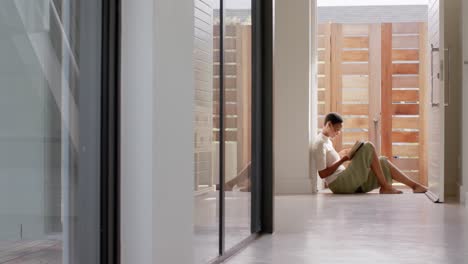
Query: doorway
315 3 430 190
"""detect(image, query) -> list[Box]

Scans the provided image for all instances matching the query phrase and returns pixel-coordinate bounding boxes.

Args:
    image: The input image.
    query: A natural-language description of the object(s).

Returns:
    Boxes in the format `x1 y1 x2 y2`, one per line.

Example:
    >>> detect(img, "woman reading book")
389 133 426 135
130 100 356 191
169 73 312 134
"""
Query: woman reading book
312 112 428 194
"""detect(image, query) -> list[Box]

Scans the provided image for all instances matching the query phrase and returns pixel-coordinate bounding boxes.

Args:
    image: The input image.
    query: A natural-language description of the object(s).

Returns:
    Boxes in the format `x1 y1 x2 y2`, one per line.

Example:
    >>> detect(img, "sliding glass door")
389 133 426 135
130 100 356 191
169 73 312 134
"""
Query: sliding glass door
0 0 116 263
193 0 255 262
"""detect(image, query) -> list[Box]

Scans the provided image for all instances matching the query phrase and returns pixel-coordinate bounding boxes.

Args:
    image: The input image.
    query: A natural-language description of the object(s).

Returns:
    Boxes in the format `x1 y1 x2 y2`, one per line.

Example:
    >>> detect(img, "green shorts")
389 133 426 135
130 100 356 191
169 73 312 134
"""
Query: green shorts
328 142 393 194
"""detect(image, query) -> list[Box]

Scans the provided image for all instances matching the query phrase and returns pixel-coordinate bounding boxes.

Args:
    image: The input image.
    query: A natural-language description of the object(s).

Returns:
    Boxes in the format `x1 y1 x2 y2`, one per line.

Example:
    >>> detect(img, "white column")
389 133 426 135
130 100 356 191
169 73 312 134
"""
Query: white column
121 0 194 263
121 0 154 263
274 0 315 194
152 0 194 262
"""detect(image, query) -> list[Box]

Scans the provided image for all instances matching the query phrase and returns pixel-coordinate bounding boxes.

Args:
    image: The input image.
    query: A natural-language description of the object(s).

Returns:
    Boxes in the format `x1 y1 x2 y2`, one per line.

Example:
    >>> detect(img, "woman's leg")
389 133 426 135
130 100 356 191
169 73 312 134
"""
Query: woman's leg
366 142 402 194
387 160 428 193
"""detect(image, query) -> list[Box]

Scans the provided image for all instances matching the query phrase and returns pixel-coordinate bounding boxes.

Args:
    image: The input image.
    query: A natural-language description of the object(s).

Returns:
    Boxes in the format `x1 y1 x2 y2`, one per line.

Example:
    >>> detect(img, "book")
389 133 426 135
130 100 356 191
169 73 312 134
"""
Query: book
348 140 364 159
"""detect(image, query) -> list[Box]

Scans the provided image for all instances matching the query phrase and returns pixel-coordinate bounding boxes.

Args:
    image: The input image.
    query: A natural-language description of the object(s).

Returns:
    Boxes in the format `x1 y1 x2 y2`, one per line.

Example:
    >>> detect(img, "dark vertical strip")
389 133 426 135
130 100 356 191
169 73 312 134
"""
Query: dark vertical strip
260 0 274 234
219 0 226 256
101 0 121 263
251 0 262 233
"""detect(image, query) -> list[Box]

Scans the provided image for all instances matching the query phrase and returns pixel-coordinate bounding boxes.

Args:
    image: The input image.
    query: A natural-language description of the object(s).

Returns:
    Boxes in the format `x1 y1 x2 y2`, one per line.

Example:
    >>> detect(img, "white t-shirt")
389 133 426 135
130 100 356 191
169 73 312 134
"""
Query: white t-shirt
312 133 345 184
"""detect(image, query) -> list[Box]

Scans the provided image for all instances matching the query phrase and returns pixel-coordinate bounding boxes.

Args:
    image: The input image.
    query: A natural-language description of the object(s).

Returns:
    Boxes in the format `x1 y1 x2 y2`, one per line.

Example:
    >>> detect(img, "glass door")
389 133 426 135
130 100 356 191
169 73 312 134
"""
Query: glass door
0 0 111 263
193 0 256 262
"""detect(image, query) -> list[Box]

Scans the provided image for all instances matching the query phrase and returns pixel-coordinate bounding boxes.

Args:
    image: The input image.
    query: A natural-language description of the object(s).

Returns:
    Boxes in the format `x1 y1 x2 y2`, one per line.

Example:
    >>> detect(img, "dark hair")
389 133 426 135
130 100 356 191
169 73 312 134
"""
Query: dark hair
324 112 343 126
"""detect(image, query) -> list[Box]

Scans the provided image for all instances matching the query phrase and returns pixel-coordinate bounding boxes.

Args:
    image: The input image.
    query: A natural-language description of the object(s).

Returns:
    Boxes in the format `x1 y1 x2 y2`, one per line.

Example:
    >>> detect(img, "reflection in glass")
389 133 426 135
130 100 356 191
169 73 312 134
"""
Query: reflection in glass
223 0 252 250
0 0 100 263
193 0 220 263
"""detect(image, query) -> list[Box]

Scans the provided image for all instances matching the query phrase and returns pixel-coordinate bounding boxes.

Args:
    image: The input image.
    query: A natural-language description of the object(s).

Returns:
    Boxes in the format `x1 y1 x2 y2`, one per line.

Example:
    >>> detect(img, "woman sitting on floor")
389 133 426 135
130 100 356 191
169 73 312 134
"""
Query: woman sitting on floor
312 112 428 194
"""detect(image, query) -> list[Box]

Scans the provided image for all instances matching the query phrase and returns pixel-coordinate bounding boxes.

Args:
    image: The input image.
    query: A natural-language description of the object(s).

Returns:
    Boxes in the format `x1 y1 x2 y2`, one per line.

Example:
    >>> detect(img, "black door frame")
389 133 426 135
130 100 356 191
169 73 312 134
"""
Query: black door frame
101 0 121 263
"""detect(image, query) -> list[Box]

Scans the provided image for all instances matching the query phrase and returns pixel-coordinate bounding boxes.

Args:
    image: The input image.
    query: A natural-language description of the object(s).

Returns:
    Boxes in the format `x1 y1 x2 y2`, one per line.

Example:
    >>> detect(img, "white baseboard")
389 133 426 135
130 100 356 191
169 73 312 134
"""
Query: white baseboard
275 177 315 195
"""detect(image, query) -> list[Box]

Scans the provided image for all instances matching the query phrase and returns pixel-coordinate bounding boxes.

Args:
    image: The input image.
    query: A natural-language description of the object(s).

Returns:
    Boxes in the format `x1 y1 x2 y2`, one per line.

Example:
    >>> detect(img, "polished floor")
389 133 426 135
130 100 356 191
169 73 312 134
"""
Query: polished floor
194 190 251 264
225 192 468 264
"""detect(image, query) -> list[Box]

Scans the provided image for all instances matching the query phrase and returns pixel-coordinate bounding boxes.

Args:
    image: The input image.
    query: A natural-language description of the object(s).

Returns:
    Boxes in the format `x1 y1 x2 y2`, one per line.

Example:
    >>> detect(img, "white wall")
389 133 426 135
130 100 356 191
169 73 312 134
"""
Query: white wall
121 0 194 263
274 0 315 194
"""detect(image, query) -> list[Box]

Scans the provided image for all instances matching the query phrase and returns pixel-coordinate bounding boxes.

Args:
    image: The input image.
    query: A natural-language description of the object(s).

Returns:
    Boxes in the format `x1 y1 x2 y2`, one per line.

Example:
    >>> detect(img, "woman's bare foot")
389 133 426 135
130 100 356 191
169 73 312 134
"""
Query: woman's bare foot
379 186 403 194
412 185 428 193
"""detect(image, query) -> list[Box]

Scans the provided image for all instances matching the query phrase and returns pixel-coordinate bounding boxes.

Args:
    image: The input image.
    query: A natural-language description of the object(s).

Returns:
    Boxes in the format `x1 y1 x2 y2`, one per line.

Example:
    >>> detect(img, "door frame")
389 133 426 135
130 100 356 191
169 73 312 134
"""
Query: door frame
100 0 121 262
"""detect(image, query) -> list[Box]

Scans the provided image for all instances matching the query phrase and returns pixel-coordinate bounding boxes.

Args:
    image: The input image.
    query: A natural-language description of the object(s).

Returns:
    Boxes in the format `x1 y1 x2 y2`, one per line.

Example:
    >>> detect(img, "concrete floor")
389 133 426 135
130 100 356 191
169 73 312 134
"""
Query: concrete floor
194 190 251 264
225 193 468 264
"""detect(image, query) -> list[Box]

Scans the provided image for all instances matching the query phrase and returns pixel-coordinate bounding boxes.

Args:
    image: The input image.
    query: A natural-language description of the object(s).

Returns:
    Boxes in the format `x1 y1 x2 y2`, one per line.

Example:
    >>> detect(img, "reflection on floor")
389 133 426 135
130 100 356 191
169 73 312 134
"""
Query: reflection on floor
226 193 468 264
0 239 61 264
194 190 251 264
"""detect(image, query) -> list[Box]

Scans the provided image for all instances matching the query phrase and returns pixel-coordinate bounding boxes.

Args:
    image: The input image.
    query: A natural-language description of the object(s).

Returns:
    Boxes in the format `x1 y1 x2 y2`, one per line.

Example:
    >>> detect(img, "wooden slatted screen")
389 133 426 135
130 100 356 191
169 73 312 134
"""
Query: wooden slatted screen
317 22 428 185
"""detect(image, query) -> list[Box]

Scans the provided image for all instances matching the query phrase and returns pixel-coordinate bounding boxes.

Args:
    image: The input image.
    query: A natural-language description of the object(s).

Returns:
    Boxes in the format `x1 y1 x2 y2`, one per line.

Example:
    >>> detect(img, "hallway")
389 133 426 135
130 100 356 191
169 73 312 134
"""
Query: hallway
226 193 468 264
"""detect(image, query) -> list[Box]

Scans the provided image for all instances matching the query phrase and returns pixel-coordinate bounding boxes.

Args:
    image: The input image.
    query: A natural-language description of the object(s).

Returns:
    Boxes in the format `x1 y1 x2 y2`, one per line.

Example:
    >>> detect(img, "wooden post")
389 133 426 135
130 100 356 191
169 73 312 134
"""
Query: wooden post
418 22 428 186
369 24 382 153
324 23 332 116
236 25 252 174
331 23 343 150
381 23 393 158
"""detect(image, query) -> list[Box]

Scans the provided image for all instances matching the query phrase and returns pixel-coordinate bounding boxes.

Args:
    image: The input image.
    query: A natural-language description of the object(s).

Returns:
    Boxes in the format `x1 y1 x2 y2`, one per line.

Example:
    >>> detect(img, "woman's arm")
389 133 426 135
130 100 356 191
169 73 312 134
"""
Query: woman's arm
318 156 349 179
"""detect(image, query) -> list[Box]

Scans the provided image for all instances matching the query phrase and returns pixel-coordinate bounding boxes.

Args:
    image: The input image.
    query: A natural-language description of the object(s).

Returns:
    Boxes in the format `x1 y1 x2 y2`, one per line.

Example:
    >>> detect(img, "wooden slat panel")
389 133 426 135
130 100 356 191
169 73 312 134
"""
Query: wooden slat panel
318 90 325 101
393 104 419 115
343 131 368 142
213 116 238 129
342 50 369 62
318 76 326 88
225 25 237 36
318 103 325 114
392 117 420 129
213 77 236 89
213 103 237 115
345 118 369 129
343 88 368 102
392 50 419 61
215 37 236 49
342 63 369 74
318 24 327 35
213 90 237 102
342 24 369 35
392 35 419 49
343 37 369 48
213 130 237 141
342 76 368 88
318 63 325 74
392 131 419 143
393 145 419 156
392 23 420 34
214 64 237 76
342 143 354 149
391 158 419 170
392 63 419 74
318 36 328 48
392 90 419 102
342 104 369 115
318 50 326 61
393 76 419 88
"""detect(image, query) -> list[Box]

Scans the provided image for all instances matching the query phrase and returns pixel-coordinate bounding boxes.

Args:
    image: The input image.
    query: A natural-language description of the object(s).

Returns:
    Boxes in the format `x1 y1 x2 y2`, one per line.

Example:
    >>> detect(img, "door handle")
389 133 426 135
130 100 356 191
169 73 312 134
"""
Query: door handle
430 44 440 107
